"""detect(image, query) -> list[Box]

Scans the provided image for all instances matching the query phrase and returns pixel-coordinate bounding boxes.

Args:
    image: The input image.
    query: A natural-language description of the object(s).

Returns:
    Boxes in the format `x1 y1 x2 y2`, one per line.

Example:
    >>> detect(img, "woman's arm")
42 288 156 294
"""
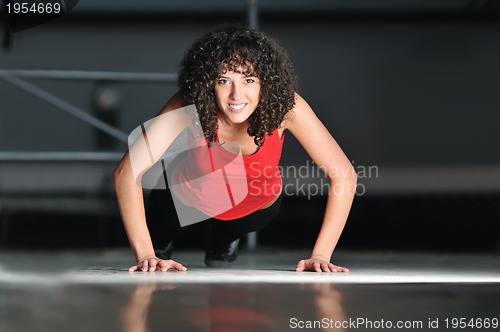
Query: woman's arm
285 93 357 272
114 93 187 272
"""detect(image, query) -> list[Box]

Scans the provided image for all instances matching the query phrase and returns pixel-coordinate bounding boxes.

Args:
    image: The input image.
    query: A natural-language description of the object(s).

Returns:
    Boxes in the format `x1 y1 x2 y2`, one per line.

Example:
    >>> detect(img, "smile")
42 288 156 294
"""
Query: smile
229 103 247 112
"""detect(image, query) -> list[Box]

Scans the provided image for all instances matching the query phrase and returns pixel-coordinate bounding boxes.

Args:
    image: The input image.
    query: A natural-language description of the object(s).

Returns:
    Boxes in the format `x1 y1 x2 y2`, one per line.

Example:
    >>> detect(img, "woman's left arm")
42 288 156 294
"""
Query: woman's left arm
285 93 357 273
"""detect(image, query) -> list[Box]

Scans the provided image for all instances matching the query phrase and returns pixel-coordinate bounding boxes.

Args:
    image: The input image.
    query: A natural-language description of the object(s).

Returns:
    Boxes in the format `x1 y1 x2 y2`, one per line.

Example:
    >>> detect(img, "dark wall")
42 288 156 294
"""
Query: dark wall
264 16 500 168
2 14 499 168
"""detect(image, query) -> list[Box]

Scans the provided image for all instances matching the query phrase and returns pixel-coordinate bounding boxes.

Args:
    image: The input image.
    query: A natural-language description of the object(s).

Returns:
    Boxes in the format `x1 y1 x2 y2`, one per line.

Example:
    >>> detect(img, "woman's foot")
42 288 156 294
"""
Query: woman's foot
204 239 240 268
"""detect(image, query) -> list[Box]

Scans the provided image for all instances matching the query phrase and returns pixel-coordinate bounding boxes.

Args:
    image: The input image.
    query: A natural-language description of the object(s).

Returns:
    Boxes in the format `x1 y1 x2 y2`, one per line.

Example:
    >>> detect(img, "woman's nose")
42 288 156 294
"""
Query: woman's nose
230 82 242 100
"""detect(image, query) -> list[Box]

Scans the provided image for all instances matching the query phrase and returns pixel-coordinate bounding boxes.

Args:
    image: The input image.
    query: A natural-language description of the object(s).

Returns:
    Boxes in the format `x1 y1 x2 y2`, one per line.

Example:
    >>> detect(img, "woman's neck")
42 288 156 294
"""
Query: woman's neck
217 116 250 136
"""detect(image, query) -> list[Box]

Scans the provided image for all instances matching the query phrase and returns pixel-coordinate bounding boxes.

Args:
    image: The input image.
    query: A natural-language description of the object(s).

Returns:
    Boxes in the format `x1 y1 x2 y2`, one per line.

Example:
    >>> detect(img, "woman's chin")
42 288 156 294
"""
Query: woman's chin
224 112 253 124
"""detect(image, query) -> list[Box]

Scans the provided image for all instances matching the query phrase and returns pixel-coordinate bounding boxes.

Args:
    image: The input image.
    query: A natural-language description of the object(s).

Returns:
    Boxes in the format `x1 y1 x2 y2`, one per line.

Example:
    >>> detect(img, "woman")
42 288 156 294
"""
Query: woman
114 25 357 273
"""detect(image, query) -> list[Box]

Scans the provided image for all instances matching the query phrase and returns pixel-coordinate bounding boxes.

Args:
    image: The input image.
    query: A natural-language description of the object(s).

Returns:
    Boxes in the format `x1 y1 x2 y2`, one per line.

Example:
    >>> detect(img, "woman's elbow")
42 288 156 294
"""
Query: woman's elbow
339 166 357 190
330 165 357 183
348 165 358 184
328 165 357 196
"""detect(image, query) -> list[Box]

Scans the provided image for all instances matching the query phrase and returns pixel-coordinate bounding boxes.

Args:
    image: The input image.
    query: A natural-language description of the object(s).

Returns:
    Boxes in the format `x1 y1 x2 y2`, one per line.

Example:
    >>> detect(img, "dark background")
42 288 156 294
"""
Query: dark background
1 0 499 252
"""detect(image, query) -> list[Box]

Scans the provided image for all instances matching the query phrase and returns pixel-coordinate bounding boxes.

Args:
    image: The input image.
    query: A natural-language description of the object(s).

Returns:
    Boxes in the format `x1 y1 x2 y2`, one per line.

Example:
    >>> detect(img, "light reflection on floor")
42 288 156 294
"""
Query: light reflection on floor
1 250 499 332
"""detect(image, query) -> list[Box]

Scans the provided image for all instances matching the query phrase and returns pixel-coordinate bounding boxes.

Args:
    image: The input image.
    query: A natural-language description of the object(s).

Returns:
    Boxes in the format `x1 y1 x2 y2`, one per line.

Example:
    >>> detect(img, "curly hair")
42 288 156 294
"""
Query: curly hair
178 25 298 147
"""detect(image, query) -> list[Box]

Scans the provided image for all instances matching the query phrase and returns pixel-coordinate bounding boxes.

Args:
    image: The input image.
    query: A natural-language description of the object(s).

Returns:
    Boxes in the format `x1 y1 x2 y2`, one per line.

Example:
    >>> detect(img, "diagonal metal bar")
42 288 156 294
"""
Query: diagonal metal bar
1 74 128 143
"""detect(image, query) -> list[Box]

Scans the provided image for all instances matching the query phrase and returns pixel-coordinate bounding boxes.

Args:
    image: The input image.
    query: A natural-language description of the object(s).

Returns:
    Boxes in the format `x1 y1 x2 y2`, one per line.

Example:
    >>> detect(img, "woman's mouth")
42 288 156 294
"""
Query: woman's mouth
228 103 247 112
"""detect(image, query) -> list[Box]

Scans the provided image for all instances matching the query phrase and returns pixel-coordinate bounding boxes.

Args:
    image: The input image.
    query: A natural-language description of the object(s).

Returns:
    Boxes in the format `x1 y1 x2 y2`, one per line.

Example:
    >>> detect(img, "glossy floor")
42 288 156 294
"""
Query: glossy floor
1 250 499 332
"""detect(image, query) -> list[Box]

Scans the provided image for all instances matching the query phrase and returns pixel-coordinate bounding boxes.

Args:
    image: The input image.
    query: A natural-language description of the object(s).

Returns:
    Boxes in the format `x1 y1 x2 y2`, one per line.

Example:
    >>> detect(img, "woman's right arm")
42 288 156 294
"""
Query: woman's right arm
113 93 187 272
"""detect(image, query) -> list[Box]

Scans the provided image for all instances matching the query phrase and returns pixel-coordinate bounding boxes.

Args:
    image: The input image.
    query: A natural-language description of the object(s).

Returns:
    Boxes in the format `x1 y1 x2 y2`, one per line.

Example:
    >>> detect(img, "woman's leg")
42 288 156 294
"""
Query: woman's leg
205 193 284 266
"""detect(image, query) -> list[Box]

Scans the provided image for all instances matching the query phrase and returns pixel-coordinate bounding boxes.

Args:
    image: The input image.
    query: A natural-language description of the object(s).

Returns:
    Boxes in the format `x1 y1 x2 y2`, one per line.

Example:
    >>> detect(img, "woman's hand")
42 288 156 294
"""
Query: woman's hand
129 256 187 272
296 257 349 273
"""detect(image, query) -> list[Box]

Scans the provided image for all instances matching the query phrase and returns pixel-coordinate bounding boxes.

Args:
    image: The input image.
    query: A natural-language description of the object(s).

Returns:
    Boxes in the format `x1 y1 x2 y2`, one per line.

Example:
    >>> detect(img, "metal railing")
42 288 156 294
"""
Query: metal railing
0 70 177 146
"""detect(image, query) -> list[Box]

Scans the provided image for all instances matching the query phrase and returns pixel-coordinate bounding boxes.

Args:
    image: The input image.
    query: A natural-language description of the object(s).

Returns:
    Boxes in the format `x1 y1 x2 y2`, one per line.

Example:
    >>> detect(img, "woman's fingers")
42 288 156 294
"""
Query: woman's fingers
159 260 187 272
337 266 349 272
295 260 306 272
141 259 150 272
129 258 187 272
148 259 157 272
295 259 349 273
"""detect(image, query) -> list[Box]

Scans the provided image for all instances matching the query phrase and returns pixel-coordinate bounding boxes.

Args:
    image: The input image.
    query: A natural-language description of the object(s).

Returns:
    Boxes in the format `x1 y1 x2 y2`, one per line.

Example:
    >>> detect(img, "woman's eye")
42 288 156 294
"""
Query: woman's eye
244 78 255 84
217 79 229 85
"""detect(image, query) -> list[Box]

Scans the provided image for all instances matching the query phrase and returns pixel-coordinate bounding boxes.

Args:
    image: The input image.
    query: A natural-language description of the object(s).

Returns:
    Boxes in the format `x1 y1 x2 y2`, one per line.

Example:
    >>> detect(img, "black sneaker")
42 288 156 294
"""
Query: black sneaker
155 241 173 260
204 239 240 268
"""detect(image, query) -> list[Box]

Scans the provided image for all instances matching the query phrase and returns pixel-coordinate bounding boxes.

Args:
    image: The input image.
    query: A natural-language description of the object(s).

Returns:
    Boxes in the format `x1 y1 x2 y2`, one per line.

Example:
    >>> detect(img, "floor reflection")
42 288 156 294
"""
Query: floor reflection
117 281 347 332
311 283 347 331
2 249 500 332
2 278 500 332
119 283 178 332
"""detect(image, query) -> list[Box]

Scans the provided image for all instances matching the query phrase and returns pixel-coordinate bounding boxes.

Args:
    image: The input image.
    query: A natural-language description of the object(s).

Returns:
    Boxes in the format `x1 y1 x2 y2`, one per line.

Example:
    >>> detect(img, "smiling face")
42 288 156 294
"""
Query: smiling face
214 66 261 126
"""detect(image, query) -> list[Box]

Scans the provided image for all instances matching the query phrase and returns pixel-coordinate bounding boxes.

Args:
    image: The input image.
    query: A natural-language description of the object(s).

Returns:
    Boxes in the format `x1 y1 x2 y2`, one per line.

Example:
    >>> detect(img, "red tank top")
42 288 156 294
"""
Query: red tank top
171 129 284 220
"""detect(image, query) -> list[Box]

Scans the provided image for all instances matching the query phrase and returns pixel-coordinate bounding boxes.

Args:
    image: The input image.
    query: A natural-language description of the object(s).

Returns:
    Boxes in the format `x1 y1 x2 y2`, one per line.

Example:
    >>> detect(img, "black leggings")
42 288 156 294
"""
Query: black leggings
146 189 284 249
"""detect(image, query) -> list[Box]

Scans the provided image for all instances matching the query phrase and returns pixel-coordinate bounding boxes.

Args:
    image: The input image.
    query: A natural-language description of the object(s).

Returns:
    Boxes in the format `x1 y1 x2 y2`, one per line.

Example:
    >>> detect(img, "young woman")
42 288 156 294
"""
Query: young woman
114 25 357 273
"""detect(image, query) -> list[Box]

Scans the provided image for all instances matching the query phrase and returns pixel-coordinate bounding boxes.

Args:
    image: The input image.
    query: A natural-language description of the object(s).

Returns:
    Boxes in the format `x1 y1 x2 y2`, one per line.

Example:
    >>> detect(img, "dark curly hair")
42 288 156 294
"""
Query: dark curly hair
178 25 298 147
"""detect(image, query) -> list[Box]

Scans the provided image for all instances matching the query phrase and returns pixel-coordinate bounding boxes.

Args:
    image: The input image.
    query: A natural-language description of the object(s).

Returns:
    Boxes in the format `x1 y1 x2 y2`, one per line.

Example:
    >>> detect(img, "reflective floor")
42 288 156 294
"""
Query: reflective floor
1 250 499 332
